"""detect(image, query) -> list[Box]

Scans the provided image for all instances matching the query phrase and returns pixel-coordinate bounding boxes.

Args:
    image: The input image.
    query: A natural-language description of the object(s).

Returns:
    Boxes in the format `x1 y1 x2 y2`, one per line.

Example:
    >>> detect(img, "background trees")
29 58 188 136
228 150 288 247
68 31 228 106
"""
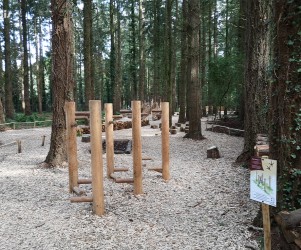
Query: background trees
0 0 300 210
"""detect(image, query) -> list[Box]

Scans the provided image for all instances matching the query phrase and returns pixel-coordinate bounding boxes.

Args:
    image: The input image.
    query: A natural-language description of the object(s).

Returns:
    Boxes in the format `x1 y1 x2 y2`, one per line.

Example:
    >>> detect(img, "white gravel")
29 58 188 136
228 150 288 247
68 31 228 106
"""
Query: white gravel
0 116 260 250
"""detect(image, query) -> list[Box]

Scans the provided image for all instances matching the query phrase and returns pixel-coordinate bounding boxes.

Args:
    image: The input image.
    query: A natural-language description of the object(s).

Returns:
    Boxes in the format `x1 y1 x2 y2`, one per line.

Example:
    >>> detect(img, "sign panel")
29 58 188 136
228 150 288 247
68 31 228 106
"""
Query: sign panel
250 157 277 207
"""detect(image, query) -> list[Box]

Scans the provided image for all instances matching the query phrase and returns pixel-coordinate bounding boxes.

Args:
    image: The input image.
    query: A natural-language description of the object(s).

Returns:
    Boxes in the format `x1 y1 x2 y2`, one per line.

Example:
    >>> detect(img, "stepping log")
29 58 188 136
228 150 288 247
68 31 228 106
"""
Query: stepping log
207 146 220 159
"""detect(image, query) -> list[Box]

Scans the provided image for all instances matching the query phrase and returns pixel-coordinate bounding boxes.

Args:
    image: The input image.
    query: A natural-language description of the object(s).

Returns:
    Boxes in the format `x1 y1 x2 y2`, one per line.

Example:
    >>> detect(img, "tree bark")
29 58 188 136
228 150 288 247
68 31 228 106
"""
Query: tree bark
21 0 31 115
178 0 188 124
83 0 94 110
45 0 75 167
139 0 146 102
270 0 301 210
185 0 203 140
236 0 270 162
113 1 122 113
3 0 14 119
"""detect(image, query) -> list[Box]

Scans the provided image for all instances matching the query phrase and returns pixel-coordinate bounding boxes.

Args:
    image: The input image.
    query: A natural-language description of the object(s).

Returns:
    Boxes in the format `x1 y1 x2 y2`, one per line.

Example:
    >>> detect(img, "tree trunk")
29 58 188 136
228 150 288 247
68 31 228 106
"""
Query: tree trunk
3 0 14 119
270 0 301 210
185 0 203 140
139 0 146 102
84 0 94 110
236 0 270 162
109 0 115 104
45 0 75 167
113 1 122 113
178 0 188 124
21 0 31 115
130 0 138 100
0 43 5 123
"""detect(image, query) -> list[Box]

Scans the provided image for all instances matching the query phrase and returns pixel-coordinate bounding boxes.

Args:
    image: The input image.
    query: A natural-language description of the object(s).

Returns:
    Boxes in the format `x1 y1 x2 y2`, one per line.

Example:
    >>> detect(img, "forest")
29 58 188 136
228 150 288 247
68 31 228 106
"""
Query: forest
0 0 301 211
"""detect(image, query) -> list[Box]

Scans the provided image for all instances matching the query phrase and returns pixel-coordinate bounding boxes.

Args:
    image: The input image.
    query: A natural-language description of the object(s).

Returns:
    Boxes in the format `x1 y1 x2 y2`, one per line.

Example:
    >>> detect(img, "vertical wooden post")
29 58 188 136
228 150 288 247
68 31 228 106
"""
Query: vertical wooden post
17 140 22 153
161 102 170 180
41 135 46 146
105 103 114 178
65 102 78 193
262 203 271 250
132 100 143 195
89 100 105 216
255 151 271 250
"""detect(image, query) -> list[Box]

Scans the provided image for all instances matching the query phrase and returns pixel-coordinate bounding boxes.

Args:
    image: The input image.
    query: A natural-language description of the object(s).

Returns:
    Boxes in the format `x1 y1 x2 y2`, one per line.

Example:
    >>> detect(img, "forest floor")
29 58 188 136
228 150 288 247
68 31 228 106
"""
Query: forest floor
0 115 262 249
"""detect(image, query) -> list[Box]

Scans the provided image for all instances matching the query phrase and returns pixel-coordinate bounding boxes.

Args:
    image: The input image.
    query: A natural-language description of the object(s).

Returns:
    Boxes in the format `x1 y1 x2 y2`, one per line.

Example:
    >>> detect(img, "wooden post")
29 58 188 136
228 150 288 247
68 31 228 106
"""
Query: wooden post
89 100 105 216
17 140 22 153
105 103 114 178
132 100 143 195
262 203 271 250
41 135 46 146
255 151 271 250
65 102 78 193
161 102 170 180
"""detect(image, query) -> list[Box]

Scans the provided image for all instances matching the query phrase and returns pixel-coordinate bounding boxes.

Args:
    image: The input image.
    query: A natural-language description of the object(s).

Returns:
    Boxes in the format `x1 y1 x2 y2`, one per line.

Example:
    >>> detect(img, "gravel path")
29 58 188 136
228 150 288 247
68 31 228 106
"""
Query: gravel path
0 117 260 250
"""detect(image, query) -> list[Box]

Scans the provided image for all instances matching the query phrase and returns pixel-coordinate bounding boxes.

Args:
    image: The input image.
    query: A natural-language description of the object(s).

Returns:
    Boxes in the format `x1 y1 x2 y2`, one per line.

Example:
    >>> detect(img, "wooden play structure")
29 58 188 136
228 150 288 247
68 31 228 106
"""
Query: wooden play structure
65 100 171 216
65 101 104 216
105 101 143 195
148 102 170 181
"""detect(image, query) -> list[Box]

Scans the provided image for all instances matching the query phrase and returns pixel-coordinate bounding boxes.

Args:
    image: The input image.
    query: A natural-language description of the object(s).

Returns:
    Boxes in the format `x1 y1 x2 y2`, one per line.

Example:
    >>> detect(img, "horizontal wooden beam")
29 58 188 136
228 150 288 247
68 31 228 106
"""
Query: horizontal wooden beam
115 178 134 183
114 167 129 172
148 167 163 173
70 196 93 203
78 178 92 184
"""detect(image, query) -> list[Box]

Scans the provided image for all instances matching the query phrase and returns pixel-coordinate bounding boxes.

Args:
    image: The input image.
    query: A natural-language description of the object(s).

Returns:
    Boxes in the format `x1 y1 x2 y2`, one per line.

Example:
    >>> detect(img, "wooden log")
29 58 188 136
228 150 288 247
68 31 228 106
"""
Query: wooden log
78 178 92 184
105 103 114 178
115 178 134 183
275 209 301 230
142 157 153 160
207 146 220 159
70 196 93 203
65 102 78 192
75 111 90 117
148 167 163 173
132 101 143 194
255 145 269 156
262 203 271 250
17 140 22 153
89 100 105 216
170 128 177 135
114 167 129 172
41 135 46 146
81 134 90 143
161 102 170 180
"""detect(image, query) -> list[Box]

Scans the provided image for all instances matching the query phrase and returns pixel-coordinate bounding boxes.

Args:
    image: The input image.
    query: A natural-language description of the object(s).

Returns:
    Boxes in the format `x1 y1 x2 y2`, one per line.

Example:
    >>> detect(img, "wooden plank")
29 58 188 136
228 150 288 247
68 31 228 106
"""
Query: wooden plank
115 178 134 183
114 167 129 172
78 178 92 184
262 200 271 250
70 196 93 203
148 167 163 173
161 102 170 180
89 100 105 216
132 101 143 194
65 102 79 193
105 103 114 178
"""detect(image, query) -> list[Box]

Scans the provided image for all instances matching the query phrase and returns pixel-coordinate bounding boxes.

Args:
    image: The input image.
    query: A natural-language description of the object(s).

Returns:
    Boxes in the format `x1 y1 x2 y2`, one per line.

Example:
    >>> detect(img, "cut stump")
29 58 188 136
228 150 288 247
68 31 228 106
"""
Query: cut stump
207 146 220 159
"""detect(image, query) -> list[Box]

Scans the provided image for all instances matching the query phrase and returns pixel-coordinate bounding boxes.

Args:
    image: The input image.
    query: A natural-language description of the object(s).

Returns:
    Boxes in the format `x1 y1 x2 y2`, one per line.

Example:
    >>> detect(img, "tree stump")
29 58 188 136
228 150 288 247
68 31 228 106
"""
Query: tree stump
170 128 177 134
207 146 220 159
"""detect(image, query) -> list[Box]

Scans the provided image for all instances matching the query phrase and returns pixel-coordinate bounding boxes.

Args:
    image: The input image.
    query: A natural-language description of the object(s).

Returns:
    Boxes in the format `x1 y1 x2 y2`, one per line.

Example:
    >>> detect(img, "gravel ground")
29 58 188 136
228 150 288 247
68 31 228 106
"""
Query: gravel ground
0 116 260 250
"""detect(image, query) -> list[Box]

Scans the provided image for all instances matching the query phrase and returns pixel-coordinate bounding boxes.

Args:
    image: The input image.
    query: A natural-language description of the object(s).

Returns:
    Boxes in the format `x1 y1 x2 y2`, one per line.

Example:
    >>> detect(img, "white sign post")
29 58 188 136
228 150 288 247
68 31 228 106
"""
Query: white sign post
250 156 277 250
250 158 277 207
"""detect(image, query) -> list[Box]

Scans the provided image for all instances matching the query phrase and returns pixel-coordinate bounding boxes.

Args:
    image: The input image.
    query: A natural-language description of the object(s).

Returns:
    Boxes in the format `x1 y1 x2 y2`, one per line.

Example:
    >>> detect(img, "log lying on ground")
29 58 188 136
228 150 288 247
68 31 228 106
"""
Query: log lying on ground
207 146 220 159
275 209 301 245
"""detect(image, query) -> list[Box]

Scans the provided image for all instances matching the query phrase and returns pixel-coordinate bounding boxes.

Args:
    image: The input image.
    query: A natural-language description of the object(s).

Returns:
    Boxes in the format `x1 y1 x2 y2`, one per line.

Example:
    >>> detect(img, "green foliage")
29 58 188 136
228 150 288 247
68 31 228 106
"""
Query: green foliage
7 112 50 123
280 168 301 211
